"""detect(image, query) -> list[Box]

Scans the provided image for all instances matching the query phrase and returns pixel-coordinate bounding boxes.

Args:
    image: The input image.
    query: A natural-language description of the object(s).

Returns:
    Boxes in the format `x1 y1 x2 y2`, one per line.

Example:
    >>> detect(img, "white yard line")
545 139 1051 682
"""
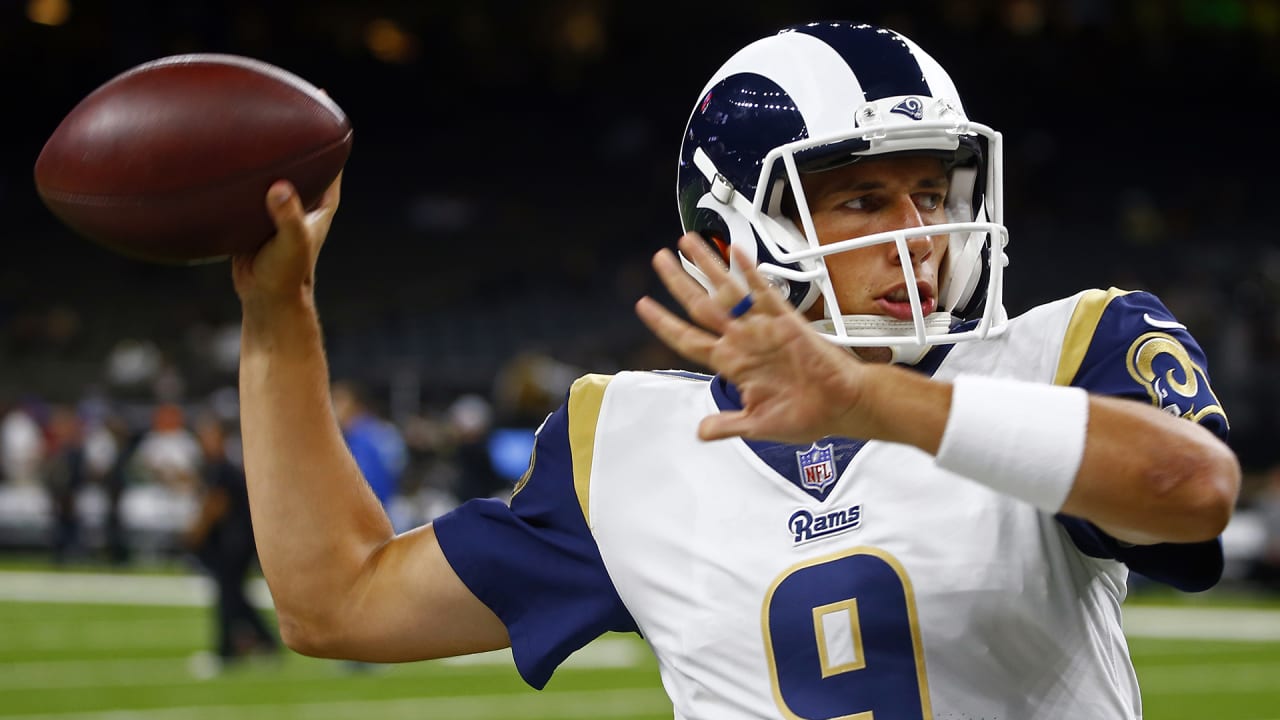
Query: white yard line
3 569 1279 643
0 571 272 608
1136 660 1280 694
1122 605 1280 642
0 638 645 692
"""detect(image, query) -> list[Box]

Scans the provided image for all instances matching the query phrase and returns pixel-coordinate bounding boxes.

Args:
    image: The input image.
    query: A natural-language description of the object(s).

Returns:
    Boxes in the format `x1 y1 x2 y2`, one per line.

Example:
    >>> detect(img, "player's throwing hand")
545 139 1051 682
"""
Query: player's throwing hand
231 173 343 306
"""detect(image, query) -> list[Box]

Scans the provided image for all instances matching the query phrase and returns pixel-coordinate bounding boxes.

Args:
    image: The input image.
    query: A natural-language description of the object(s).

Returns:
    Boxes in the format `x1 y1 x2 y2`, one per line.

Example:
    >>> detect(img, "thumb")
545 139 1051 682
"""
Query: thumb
698 411 752 442
266 181 306 239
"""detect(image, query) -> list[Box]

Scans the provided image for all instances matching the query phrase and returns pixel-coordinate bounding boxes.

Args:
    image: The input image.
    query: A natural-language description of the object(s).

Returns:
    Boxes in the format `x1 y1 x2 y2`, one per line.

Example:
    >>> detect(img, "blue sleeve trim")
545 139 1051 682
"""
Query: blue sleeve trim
1055 514 1223 592
434 401 636 689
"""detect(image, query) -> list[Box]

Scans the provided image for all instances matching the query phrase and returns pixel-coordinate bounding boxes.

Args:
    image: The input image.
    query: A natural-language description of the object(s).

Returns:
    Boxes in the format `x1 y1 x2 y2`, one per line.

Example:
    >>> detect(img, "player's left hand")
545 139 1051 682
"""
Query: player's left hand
636 232 870 444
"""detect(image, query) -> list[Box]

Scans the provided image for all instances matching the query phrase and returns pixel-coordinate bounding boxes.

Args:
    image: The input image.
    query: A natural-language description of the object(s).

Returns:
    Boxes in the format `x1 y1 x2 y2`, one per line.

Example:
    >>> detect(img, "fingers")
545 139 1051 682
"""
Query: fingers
266 180 306 237
319 170 343 214
731 245 788 316
677 233 733 286
698 411 753 442
651 247 729 333
659 233 759 332
678 236 789 322
644 232 793 367
635 296 716 367
301 171 344 251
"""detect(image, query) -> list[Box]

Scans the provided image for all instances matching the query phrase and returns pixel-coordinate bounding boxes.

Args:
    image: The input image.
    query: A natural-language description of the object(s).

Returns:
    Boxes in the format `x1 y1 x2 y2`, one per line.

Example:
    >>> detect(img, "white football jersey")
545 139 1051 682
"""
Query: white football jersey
433 288 1228 720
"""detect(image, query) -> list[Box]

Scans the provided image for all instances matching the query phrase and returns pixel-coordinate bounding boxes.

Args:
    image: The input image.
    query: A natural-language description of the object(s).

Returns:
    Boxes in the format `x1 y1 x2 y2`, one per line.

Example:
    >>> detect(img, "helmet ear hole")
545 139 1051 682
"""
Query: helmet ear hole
706 233 731 264
690 207 733 260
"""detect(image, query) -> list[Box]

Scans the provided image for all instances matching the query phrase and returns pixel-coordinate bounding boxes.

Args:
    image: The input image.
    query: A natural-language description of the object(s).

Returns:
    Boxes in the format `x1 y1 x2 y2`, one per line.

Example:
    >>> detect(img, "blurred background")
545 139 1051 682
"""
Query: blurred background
2 1 1280 717
2 0 1274 567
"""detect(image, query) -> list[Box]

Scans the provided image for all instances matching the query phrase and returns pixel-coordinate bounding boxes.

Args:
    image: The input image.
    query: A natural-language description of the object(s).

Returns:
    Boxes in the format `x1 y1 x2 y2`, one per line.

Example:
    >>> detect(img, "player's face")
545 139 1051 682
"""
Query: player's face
794 155 951 323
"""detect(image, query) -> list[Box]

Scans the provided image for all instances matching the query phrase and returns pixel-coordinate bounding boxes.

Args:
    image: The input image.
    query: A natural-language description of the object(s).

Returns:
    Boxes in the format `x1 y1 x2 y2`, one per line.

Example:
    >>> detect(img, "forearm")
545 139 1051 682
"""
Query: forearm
848 366 1239 544
847 363 950 455
1063 395 1239 544
238 294 394 635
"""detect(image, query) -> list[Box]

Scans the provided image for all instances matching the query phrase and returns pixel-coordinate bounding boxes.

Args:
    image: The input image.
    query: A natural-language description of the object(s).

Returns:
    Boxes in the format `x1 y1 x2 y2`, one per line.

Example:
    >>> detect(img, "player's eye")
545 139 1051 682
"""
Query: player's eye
839 195 874 212
915 193 944 213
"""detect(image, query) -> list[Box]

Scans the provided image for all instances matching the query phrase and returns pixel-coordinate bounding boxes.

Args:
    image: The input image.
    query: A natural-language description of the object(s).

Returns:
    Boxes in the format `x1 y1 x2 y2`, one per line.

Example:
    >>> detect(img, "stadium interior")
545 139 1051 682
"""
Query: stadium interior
1 0 1279 566
2 3 1280 718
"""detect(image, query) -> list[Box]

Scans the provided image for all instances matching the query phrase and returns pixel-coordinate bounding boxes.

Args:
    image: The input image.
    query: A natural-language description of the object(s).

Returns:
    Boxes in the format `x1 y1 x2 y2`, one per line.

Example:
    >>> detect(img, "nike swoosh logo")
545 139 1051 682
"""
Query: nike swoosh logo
1143 313 1187 330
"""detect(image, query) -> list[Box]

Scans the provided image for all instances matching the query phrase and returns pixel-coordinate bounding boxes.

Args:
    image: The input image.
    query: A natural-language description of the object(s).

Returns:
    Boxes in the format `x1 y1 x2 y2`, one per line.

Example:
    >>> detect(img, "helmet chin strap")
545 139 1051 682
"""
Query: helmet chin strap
809 312 954 365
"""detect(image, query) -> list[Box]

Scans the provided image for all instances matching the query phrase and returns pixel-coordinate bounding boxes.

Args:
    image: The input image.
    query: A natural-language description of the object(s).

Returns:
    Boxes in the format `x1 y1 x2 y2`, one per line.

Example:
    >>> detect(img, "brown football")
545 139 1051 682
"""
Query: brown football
34 53 352 264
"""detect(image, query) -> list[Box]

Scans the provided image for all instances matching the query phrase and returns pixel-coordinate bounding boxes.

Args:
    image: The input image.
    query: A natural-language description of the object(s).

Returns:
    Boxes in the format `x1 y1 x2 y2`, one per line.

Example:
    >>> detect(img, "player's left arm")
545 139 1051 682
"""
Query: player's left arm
640 238 1240 549
1047 289 1239 547
853 295 1240 547
1060 390 1237 546
861 347 1239 547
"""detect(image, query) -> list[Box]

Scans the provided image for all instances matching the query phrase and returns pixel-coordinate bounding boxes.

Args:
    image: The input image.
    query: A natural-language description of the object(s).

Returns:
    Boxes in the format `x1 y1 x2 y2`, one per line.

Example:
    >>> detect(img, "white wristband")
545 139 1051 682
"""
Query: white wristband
935 375 1089 513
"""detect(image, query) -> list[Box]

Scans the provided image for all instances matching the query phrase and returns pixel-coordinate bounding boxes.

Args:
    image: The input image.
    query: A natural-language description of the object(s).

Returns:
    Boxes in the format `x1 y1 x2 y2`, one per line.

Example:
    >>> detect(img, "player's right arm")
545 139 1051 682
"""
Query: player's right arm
231 177 509 662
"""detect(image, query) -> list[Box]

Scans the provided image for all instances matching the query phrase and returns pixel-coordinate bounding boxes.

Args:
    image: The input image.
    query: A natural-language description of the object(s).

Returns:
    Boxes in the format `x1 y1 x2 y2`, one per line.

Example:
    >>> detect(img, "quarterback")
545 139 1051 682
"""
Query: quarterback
233 21 1240 720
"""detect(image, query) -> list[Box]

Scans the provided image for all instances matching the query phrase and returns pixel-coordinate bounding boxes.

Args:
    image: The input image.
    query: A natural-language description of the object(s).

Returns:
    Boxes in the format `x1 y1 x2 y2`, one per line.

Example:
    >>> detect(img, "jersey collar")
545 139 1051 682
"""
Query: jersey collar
707 341 957 501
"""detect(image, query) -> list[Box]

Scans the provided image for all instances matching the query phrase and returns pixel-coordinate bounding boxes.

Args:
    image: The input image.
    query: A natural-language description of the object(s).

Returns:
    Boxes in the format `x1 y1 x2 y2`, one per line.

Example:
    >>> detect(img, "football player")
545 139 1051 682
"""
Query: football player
234 21 1240 719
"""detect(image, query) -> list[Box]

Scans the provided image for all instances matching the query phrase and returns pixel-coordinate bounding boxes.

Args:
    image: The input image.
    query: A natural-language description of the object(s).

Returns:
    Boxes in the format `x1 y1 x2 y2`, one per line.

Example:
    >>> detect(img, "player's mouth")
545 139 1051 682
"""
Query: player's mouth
875 283 936 321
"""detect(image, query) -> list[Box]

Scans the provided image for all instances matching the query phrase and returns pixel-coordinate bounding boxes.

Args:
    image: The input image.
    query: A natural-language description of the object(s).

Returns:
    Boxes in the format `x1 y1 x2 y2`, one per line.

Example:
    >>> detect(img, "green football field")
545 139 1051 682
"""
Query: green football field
2 567 1279 719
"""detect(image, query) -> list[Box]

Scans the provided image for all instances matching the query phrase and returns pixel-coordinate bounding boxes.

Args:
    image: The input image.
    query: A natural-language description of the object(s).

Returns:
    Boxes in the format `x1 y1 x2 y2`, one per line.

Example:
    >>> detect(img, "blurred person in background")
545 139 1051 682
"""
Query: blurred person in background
331 380 407 528
492 350 581 428
78 394 120 497
128 402 203 561
1246 466 1280 591
184 413 278 676
231 21 1240 717
1 396 46 487
43 404 86 564
444 393 506 503
99 410 140 565
78 395 132 565
133 402 201 493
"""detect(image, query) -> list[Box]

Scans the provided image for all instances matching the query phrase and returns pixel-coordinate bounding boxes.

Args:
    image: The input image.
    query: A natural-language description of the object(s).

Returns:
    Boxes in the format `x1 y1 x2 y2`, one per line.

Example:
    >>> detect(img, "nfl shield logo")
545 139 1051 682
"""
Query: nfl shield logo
796 442 837 492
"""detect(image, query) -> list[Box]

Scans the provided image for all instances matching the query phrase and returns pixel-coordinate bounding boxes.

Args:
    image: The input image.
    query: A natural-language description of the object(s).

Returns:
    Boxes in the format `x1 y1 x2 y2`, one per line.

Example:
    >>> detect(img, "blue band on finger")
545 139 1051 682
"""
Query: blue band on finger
729 293 755 319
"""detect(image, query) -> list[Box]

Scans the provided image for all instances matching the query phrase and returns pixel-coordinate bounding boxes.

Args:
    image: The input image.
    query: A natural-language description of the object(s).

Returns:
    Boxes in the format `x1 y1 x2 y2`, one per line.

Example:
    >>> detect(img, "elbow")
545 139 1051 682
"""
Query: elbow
1153 440 1241 542
275 607 349 659
269 540 395 659
275 611 328 657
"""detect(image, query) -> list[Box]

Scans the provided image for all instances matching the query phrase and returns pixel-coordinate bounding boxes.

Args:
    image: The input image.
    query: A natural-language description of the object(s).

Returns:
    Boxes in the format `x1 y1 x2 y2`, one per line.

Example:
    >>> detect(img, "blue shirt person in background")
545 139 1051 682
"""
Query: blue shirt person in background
331 380 406 522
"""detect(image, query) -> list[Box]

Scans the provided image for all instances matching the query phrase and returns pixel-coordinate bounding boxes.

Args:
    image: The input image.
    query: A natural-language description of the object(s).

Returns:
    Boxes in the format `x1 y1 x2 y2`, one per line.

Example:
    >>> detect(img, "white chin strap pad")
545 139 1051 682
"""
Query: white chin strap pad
810 312 954 365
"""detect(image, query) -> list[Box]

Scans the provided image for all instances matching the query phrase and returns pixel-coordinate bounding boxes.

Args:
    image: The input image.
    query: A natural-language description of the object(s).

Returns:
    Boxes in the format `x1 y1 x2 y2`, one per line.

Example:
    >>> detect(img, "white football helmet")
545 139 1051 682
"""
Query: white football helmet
677 22 1009 364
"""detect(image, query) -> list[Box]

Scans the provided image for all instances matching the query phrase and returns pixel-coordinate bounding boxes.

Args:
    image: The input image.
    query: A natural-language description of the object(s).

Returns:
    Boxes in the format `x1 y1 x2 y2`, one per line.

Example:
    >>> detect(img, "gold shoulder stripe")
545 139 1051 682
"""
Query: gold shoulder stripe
567 373 613 528
1054 288 1133 387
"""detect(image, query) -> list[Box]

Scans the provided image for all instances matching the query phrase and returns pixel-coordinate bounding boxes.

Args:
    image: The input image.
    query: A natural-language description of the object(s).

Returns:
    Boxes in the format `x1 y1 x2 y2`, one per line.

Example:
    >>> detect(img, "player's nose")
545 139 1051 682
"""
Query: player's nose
883 197 934 266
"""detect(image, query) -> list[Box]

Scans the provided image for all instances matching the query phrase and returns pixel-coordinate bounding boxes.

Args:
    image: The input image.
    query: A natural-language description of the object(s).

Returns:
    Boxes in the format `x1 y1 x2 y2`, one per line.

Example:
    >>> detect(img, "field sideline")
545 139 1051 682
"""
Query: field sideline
2 569 1279 719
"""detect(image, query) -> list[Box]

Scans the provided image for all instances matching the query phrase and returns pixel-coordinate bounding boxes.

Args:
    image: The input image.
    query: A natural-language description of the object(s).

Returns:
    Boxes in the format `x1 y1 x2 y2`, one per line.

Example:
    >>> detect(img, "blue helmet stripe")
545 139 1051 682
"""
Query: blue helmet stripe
788 23 930 100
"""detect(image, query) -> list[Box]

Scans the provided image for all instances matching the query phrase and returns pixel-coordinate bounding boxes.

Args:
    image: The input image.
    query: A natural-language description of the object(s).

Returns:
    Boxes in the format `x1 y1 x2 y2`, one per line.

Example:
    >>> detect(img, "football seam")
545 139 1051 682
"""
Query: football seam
37 130 352 206
111 54 348 123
